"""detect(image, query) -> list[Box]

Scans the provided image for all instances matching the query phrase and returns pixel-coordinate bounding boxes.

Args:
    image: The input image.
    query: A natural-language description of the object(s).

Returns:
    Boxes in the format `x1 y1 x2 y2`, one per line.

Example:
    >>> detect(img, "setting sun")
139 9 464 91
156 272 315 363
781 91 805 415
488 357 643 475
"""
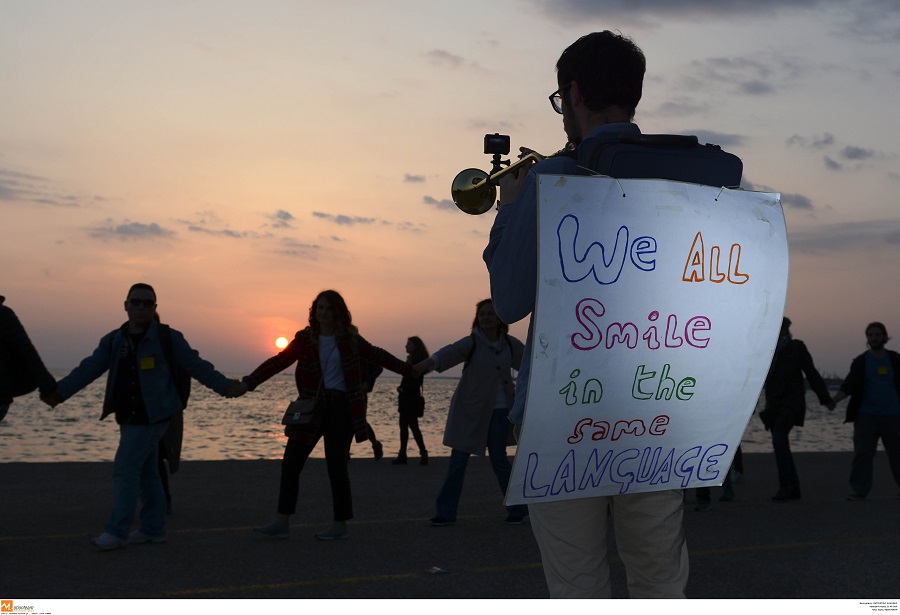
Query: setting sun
275 337 289 349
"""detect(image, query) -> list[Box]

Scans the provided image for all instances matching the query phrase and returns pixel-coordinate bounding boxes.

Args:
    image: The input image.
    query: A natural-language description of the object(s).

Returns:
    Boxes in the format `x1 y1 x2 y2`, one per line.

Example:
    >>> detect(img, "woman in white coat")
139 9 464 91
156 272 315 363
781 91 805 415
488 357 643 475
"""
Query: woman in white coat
416 299 528 526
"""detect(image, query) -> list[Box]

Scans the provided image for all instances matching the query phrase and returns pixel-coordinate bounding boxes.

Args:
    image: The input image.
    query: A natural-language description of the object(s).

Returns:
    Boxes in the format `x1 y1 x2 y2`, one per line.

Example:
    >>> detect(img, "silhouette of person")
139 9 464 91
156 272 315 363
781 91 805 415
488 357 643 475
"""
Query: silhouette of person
761 317 834 501
235 290 416 541
416 299 528 526
42 283 241 550
832 321 900 500
392 336 429 465
0 295 56 422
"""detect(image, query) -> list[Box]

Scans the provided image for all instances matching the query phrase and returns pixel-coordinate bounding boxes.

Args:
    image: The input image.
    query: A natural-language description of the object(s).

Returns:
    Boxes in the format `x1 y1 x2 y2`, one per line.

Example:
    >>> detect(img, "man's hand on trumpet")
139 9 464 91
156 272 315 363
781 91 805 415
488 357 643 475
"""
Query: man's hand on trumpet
497 158 535 210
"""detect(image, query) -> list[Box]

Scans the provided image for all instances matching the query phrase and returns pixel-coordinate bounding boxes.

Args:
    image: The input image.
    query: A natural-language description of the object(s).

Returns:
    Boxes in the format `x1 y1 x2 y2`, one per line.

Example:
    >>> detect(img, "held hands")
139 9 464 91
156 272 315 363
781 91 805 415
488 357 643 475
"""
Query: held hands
224 380 249 398
40 390 63 408
413 358 434 376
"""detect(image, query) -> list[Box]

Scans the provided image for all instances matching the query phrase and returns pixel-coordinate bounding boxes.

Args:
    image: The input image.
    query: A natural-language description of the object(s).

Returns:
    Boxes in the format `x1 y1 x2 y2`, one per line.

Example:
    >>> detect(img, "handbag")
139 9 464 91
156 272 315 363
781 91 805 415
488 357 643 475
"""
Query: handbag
412 395 425 418
281 378 323 433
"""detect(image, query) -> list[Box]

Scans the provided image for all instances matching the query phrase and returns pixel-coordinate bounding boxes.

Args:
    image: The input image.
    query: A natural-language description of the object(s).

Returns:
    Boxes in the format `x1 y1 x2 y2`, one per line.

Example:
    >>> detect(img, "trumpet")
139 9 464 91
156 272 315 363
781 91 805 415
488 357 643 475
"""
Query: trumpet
451 140 576 215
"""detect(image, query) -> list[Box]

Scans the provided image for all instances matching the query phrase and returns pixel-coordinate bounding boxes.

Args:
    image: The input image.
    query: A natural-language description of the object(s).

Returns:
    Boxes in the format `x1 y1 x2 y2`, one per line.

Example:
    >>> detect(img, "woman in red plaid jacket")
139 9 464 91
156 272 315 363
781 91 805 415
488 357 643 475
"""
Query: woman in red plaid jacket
236 289 417 541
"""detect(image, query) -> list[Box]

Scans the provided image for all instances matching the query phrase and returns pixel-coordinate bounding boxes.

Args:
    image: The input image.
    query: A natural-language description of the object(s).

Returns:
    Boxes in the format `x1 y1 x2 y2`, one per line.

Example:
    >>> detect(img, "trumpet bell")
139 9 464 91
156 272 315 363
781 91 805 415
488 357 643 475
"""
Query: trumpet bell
451 168 496 215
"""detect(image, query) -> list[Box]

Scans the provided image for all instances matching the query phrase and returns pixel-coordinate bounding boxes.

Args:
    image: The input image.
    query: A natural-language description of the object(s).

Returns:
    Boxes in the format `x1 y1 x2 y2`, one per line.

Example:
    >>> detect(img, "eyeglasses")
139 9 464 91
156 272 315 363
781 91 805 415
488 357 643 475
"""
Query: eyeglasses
128 298 156 308
549 82 573 114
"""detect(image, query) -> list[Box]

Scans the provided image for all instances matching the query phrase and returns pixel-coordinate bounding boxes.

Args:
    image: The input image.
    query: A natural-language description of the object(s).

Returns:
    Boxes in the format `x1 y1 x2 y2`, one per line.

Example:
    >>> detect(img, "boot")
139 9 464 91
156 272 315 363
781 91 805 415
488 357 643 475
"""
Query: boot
771 477 800 502
391 453 407 465
419 450 428 466
372 439 384 461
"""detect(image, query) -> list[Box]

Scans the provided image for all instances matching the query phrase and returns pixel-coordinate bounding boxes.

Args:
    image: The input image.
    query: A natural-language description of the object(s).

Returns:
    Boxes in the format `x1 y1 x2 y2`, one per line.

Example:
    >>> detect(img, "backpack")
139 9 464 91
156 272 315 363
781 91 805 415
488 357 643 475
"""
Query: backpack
573 133 743 187
157 323 191 409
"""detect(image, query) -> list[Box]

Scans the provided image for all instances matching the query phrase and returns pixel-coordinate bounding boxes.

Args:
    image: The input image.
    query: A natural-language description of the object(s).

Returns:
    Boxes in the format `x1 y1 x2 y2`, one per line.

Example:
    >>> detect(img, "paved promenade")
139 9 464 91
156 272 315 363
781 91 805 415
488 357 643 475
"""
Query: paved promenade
2 451 898 599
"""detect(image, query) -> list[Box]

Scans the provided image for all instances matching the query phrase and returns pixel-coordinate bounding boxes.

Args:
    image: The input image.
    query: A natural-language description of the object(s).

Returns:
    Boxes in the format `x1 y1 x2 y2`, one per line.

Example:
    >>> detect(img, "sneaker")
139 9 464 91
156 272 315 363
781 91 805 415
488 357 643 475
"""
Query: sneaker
504 512 529 525
91 532 126 551
314 523 349 541
253 521 290 538
430 517 455 527
846 492 866 501
128 530 167 545
694 500 712 512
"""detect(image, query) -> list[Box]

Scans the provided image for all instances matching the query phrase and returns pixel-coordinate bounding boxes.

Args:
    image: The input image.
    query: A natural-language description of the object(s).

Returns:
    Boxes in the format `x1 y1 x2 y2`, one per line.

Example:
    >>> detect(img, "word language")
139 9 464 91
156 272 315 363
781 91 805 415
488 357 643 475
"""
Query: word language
520 443 731 497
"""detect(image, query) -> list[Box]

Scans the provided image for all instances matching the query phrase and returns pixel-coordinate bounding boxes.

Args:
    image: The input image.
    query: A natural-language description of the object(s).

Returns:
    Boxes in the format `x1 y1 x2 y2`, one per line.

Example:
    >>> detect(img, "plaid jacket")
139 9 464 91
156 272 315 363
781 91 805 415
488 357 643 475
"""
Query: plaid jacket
244 327 415 443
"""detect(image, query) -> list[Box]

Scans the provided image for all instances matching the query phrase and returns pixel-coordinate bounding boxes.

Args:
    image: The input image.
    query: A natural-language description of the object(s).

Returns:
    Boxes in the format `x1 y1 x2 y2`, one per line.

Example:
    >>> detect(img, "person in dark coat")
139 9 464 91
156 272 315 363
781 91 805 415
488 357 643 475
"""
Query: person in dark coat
0 295 56 422
831 321 900 500
761 317 834 501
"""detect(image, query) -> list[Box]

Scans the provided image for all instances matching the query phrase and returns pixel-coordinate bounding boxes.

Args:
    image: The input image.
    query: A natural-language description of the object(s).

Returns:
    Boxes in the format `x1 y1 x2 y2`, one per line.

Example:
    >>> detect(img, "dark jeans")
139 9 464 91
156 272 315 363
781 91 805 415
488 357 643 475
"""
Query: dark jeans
435 408 527 520
772 428 799 489
850 412 900 497
398 413 426 455
278 391 354 520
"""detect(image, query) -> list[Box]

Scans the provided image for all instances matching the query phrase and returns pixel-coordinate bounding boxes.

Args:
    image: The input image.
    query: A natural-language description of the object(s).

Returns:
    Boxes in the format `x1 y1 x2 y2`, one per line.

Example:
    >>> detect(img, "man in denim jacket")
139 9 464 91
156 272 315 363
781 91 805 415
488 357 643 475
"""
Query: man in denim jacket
484 32 688 598
46 283 241 550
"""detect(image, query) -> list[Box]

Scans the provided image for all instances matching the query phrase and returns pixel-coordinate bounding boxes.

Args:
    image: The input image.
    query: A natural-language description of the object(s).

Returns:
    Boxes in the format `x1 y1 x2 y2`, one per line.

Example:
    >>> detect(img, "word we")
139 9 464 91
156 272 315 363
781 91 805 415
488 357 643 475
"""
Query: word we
572 299 712 352
557 216 657 286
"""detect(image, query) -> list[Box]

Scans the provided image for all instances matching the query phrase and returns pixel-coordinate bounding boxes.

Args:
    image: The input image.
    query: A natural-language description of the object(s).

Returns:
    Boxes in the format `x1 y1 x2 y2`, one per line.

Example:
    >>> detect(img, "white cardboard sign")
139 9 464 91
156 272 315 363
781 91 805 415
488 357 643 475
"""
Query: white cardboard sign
506 175 788 505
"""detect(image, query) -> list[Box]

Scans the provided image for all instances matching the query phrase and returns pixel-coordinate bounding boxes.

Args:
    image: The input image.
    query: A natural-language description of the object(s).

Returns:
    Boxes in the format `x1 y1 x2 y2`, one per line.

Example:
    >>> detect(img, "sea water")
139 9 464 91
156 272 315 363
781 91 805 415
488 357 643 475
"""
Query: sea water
0 373 852 463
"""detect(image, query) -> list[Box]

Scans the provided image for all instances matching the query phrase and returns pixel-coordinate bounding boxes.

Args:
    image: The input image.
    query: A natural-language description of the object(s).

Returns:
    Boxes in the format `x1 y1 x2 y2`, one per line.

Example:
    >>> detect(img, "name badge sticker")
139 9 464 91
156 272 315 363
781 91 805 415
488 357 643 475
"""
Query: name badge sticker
140 356 156 370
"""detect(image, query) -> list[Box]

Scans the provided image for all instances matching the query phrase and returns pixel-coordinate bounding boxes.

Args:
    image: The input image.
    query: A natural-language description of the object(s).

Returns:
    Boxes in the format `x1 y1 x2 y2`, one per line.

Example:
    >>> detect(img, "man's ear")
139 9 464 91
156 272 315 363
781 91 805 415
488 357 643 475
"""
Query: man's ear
568 81 584 108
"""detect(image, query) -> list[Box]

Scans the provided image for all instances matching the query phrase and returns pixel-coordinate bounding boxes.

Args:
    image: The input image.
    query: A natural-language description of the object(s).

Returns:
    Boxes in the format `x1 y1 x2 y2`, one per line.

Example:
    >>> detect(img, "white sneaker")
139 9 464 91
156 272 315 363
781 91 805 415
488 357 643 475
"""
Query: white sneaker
128 530 168 544
91 532 125 551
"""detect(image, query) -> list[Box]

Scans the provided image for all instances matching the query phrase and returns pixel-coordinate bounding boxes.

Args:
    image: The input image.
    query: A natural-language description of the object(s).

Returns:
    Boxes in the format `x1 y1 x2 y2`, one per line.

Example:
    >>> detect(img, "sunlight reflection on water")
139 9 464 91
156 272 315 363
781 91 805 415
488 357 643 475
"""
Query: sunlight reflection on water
0 373 852 463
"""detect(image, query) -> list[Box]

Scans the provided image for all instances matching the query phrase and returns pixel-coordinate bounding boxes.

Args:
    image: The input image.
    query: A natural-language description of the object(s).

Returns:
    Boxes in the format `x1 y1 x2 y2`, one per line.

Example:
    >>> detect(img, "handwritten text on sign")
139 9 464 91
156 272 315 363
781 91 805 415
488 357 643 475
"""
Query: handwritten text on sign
505 176 787 505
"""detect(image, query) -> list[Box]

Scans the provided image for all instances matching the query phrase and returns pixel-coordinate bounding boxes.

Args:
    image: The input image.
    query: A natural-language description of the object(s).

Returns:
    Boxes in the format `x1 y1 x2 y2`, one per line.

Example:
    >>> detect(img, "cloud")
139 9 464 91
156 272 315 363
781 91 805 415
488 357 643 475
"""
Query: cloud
0 167 86 207
528 0 897 29
87 220 176 241
268 209 296 229
404 173 426 183
788 219 900 254
786 133 836 150
312 211 378 226
273 237 322 259
424 49 487 72
840 146 875 161
186 225 255 238
422 195 457 211
788 133 891 172
781 193 814 210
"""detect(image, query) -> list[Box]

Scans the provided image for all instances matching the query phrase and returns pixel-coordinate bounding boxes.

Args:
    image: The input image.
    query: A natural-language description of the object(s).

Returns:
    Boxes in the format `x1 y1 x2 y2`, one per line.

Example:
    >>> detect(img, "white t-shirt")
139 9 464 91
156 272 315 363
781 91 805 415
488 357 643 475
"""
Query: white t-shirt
318 335 346 392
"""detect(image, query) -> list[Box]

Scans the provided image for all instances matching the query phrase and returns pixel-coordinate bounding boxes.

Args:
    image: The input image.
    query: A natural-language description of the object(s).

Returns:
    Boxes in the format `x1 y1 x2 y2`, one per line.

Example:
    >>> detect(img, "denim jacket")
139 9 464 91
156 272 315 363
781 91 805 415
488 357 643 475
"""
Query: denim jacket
56 320 230 423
